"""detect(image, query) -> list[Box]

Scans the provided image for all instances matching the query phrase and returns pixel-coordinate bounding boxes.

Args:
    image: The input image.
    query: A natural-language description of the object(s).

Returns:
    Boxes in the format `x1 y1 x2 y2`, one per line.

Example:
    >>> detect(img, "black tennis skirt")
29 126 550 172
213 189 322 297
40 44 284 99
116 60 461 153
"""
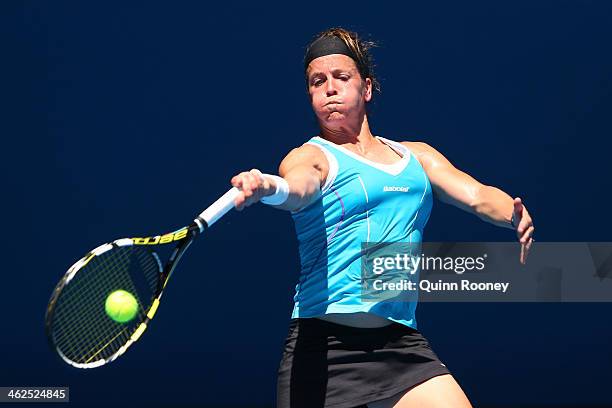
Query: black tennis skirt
276 317 451 408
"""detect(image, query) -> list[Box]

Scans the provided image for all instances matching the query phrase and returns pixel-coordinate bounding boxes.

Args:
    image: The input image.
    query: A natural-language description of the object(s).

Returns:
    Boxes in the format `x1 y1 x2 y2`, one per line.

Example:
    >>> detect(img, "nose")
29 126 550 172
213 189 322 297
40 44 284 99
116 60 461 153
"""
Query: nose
325 77 338 97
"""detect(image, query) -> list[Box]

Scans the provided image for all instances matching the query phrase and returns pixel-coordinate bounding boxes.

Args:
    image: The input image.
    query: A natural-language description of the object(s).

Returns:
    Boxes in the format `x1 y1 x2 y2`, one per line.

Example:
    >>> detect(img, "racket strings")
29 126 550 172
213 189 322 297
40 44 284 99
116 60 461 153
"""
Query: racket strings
53 248 157 336
56 248 157 363
56 250 143 362
54 250 138 361
53 249 139 346
50 246 160 365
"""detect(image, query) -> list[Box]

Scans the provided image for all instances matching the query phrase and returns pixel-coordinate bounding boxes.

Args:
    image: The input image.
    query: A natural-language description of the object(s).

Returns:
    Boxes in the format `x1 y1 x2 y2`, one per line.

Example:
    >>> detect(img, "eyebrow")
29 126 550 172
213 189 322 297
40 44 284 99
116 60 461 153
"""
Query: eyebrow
308 68 354 80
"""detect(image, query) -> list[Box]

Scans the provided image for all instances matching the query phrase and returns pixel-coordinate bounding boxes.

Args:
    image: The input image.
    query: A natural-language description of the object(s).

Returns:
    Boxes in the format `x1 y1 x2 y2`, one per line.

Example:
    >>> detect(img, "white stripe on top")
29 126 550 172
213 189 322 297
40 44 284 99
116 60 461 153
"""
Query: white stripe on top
312 136 410 176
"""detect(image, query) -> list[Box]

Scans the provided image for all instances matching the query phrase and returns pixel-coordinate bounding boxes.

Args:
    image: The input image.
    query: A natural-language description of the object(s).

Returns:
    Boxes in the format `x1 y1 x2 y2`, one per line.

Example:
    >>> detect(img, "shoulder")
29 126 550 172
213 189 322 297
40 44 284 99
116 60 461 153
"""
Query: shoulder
279 139 329 176
400 141 436 155
399 141 452 169
399 141 435 163
281 140 328 167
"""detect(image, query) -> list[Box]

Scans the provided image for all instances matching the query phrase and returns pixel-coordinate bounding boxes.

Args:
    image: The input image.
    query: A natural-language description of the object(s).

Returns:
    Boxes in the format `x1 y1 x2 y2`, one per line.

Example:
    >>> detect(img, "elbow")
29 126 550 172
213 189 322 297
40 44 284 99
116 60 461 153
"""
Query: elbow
293 185 313 202
300 176 320 201
290 170 320 203
304 167 322 197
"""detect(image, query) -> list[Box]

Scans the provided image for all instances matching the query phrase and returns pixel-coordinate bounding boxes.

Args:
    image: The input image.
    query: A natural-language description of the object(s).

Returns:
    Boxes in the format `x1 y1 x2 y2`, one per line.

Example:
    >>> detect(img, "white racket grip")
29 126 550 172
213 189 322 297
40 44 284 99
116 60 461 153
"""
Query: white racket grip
195 187 240 232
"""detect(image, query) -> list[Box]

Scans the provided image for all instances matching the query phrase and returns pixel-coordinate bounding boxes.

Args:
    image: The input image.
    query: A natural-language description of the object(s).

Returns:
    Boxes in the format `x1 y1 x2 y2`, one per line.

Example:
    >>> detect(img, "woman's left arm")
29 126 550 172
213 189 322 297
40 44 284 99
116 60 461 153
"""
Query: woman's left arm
403 141 535 264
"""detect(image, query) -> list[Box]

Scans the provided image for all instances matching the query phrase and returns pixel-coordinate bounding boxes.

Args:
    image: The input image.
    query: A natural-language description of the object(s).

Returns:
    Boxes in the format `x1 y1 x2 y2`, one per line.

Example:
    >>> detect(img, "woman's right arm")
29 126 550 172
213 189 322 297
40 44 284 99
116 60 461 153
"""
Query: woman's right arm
231 144 328 212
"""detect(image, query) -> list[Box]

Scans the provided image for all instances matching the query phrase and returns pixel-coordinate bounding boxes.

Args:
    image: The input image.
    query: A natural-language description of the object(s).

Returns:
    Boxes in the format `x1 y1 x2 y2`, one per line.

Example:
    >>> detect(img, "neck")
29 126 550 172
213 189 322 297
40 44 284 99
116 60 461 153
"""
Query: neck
319 114 377 151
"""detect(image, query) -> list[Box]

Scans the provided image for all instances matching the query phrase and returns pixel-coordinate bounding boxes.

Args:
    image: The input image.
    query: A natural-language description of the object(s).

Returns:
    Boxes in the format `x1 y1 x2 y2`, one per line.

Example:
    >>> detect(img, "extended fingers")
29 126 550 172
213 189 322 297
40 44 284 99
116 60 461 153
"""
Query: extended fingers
517 210 534 240
517 216 534 264
520 236 534 265
520 226 534 244
526 236 534 252
513 199 533 238
512 197 535 264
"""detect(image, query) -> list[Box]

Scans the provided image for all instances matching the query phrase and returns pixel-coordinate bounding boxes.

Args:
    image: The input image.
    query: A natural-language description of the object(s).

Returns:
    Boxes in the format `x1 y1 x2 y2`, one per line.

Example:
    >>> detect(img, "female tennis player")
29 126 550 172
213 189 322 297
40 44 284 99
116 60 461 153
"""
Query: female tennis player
230 28 534 408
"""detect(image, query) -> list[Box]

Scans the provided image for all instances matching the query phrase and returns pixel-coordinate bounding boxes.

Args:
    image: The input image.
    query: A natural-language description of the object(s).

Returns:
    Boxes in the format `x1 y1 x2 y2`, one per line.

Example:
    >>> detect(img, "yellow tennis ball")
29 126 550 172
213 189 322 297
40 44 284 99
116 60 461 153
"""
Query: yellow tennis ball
105 290 139 323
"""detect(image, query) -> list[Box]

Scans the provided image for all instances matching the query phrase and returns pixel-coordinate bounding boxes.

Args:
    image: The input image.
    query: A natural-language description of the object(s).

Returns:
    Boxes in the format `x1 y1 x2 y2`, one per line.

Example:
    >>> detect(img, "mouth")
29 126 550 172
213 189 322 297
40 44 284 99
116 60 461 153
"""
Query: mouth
325 101 342 106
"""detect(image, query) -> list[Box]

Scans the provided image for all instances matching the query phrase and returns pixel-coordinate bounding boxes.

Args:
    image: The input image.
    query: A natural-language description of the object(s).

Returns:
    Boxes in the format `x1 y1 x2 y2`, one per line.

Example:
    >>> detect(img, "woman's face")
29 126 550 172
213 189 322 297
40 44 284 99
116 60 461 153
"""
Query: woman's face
306 54 372 129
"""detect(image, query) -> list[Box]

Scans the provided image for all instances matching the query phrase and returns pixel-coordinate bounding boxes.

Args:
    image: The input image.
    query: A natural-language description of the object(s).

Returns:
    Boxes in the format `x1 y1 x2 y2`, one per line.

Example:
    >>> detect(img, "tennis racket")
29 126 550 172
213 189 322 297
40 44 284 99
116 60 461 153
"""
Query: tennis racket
45 187 240 368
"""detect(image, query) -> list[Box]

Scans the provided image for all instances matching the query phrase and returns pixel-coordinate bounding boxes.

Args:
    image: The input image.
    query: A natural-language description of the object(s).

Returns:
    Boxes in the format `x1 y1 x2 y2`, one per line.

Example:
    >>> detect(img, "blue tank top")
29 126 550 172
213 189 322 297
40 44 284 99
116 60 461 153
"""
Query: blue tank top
290 136 433 329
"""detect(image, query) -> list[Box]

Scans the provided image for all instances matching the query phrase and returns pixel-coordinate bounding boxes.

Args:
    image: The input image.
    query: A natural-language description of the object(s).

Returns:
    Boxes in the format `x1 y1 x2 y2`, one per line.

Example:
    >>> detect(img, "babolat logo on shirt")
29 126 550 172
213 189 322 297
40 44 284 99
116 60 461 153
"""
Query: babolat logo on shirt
383 186 410 192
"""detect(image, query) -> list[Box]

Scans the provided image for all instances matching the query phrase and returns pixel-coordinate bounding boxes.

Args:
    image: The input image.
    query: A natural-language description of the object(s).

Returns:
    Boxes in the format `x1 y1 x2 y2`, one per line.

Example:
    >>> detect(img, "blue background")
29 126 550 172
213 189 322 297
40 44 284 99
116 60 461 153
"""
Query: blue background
2 1 611 407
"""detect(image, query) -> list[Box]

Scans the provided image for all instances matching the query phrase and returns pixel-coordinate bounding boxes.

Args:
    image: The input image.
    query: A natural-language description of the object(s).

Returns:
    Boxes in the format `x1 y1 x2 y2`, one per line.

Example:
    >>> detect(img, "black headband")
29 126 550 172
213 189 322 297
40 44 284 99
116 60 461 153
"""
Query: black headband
304 36 359 68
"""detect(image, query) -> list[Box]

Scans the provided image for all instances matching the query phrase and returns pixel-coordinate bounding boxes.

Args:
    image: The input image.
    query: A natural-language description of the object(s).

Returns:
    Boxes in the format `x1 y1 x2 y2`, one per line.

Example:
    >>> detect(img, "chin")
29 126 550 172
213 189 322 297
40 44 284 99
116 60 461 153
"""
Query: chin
323 111 347 122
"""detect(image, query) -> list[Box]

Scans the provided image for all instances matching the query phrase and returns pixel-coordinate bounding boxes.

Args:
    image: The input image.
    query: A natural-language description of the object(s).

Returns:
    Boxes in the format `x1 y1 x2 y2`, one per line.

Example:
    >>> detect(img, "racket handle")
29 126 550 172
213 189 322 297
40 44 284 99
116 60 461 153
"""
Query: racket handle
194 187 240 232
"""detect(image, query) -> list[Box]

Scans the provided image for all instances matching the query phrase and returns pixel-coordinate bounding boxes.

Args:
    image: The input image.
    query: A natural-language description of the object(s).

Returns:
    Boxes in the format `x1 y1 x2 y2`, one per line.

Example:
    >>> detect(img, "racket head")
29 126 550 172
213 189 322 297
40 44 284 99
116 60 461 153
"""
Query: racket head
45 227 196 368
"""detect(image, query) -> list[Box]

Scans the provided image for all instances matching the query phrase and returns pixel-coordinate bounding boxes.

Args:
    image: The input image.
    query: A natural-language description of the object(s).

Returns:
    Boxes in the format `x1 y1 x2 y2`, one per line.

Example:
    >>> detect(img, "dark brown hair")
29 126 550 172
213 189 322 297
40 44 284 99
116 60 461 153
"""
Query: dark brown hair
304 27 381 94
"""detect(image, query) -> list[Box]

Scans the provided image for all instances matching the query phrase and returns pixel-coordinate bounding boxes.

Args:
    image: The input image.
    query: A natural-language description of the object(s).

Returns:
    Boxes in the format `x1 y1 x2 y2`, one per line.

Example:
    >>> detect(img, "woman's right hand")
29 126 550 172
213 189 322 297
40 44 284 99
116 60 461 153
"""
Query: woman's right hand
230 169 274 211
231 144 327 213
